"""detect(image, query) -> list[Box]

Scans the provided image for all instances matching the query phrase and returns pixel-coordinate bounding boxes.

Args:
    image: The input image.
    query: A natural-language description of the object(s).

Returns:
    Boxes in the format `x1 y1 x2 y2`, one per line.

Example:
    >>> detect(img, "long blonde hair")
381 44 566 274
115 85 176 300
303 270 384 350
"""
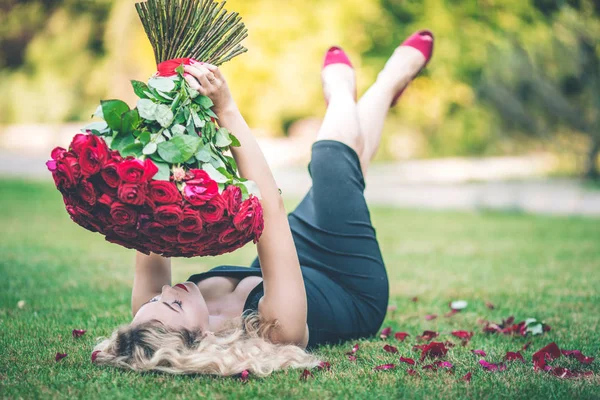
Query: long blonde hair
92 314 320 377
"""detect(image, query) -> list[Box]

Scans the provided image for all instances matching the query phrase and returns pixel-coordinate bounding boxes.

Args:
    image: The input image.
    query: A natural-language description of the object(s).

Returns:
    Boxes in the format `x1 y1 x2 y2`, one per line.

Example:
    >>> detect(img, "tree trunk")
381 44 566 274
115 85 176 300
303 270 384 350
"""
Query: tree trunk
584 136 600 180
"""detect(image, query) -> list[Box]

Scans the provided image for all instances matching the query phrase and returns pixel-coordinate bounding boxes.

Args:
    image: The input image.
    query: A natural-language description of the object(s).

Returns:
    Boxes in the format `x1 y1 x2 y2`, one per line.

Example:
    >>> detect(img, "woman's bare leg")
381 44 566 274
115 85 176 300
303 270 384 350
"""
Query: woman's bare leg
357 45 429 172
317 63 365 172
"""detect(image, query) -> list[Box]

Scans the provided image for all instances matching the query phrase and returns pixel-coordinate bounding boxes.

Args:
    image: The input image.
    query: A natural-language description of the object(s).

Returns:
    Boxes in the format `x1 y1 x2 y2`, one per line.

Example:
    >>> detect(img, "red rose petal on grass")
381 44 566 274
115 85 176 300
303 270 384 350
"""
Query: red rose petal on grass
486 301 495 310
55 352 68 362
419 342 449 361
451 331 473 340
300 369 313 380
380 327 392 339
444 309 460 318
505 351 525 362
318 361 331 371
471 349 486 357
407 368 418 376
532 342 561 370
411 296 418 302
347 344 359 355
347 355 357 361
522 341 532 351
373 363 396 371
399 356 416 365
437 361 454 368
395 332 410 341
387 305 398 312
462 371 472 382
562 350 595 364
425 314 437 320
383 344 398 354
240 370 250 382
479 360 507 372
417 330 439 342
72 329 86 338
91 350 100 362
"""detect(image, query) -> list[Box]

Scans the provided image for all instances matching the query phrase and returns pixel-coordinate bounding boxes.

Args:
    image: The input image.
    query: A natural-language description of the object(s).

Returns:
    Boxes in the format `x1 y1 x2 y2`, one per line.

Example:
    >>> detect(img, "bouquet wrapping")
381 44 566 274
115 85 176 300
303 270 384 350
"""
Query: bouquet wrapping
46 0 263 257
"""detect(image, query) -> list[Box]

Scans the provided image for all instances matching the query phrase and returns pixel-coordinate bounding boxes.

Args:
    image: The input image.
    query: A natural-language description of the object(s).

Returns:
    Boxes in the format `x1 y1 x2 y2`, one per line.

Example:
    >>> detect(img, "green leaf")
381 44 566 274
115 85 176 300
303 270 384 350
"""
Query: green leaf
157 135 202 163
163 128 172 139
137 99 158 121
101 100 130 131
156 90 174 101
237 182 249 199
171 124 186 136
241 180 262 199
202 163 229 183
209 154 226 169
143 142 157 155
186 84 199 99
225 155 238 172
194 143 212 162
215 127 232 147
175 65 185 75
153 161 170 181
148 77 176 92
143 90 158 101
148 152 165 163
121 142 143 157
206 108 217 118
111 133 135 153
138 131 151 145
92 104 104 120
191 108 205 128
131 80 150 99
229 133 241 147
120 109 141 135
155 104 174 128
194 95 214 109
186 119 196 136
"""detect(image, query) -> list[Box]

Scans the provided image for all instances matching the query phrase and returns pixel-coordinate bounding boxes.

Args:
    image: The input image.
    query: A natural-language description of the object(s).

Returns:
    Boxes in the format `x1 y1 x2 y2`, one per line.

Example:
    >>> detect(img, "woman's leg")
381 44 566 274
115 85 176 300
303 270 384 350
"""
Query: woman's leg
357 45 429 172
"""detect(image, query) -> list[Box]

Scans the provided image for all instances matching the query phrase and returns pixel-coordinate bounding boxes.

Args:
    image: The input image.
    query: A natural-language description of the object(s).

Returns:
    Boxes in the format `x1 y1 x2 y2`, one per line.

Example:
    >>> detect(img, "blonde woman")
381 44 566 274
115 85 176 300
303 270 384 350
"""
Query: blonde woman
93 30 434 377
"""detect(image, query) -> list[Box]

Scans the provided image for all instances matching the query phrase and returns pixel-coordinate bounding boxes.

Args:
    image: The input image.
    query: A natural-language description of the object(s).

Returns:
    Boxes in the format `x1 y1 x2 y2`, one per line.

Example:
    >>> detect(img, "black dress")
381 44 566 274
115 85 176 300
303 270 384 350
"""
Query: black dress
188 140 389 349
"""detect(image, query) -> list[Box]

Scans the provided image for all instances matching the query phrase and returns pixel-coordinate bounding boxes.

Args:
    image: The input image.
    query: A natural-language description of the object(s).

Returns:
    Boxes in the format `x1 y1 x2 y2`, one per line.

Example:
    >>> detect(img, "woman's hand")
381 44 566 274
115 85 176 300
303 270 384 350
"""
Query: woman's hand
183 61 235 115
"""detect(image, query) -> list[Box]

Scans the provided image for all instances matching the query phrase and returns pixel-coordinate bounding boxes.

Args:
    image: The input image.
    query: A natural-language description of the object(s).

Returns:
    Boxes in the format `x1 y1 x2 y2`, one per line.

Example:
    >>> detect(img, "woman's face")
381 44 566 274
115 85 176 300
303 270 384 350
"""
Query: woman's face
131 282 209 332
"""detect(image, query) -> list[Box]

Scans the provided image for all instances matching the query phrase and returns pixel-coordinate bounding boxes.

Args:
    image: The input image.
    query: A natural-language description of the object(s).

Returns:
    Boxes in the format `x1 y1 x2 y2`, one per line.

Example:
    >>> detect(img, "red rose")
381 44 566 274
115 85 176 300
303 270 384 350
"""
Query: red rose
177 231 204 244
140 221 166 237
51 146 67 161
178 208 203 233
77 180 97 206
118 183 147 206
70 134 89 155
182 169 218 205
154 204 183 226
110 224 138 240
117 158 158 183
233 196 262 234
222 185 242 215
149 180 181 204
53 154 81 190
218 226 244 244
198 194 226 223
101 161 120 188
78 135 109 177
160 229 179 242
206 220 229 234
110 201 138 226
98 193 114 208
66 205 100 233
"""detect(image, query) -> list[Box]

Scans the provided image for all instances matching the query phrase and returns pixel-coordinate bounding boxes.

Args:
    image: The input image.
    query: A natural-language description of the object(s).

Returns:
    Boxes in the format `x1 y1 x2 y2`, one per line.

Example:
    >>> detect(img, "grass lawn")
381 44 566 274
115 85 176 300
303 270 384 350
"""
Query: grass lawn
1 177 599 399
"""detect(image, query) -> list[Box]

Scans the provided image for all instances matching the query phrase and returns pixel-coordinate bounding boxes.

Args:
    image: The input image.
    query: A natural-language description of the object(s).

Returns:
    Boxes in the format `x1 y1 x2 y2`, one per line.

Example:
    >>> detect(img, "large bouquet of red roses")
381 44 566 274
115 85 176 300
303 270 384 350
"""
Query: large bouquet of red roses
46 0 263 257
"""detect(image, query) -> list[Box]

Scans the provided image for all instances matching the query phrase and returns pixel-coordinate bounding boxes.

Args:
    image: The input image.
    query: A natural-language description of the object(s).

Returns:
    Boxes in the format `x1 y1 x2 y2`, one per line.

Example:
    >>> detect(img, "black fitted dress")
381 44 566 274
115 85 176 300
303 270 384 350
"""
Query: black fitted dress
188 140 389 349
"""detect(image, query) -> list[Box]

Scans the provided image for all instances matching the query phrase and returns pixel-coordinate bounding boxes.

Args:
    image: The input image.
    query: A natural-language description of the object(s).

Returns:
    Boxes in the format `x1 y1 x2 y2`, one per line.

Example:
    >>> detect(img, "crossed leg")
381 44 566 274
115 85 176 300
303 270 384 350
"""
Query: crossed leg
316 45 428 176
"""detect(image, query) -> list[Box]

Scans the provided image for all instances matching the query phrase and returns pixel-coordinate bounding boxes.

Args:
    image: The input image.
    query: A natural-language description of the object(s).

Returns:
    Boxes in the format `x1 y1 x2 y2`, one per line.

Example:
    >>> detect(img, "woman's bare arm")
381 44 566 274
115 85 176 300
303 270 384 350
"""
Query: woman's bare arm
184 62 308 346
131 252 170 316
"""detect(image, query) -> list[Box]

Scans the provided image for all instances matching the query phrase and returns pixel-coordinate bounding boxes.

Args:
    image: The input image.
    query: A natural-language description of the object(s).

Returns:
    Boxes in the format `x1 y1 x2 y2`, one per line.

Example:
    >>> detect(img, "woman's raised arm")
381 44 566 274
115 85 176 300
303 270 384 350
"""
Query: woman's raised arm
184 62 308 346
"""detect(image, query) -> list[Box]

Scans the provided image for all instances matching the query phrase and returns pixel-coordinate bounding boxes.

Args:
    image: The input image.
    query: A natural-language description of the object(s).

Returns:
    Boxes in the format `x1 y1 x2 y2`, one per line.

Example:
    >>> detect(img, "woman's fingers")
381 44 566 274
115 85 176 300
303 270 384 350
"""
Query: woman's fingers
183 64 218 92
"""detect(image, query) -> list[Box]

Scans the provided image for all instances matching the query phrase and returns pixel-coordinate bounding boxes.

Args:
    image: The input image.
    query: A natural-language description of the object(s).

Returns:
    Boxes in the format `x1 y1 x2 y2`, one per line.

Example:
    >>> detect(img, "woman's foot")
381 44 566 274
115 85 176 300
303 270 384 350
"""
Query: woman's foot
377 30 434 106
321 46 357 104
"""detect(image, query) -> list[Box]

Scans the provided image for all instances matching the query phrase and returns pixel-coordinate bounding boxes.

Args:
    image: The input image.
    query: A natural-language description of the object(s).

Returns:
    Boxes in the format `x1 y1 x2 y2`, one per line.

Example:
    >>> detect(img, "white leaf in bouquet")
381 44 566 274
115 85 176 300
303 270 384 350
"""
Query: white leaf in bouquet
171 124 186 136
92 104 104 120
241 180 262 200
137 99 158 120
156 90 174 101
143 142 158 155
191 109 205 128
151 133 165 143
82 121 109 133
186 84 199 99
148 77 176 92
155 104 174 127
201 163 228 183
215 128 232 147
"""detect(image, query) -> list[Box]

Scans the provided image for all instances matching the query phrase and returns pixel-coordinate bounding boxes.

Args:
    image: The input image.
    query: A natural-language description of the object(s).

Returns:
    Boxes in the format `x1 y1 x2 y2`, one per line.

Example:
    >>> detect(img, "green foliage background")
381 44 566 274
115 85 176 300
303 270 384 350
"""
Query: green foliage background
1 0 599 162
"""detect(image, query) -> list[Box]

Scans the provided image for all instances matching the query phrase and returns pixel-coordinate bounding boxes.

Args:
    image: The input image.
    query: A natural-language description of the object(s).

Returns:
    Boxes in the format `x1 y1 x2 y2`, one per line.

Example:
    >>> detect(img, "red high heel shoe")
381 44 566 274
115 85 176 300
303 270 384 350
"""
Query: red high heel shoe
322 46 357 105
390 30 434 107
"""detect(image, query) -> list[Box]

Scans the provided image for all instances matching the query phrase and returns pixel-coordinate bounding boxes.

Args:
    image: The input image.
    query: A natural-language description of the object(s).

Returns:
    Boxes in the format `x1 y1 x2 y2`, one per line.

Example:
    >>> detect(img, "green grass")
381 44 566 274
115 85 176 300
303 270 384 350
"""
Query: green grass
1 178 599 399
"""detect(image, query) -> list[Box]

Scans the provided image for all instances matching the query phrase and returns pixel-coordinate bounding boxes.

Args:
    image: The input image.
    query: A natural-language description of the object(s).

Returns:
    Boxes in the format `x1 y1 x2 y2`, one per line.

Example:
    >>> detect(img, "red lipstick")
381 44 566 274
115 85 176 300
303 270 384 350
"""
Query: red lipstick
174 283 189 293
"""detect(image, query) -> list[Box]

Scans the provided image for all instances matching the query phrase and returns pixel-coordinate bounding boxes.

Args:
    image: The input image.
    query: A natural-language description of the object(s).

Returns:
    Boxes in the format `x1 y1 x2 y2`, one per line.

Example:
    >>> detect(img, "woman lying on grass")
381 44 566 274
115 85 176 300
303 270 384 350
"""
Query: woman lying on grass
93 30 434 377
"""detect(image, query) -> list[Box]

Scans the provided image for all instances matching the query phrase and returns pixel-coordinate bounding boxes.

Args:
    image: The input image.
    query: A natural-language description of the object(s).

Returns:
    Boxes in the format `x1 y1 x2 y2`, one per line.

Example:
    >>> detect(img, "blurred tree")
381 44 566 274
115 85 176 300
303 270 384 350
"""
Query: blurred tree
479 4 600 179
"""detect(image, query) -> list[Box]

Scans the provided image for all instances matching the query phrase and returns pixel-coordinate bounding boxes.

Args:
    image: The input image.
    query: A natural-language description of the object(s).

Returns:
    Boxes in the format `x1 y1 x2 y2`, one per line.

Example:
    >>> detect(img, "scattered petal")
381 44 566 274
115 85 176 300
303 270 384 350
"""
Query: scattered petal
419 342 449 361
411 296 418 302
373 363 396 371
346 344 359 355
407 368 418 376
399 356 416 365
300 369 313 380
317 361 331 371
479 359 507 372
17 300 25 309
482 316 548 337
91 350 100 362
450 300 468 310
72 329 87 338
462 371 472 382
55 352 68 362
451 330 474 344
437 361 454 368
472 349 487 357
485 301 495 310
395 332 410 341
522 341 532 351
444 309 460 318
380 327 392 339
424 314 437 321
383 344 398 354
533 342 561 370
505 351 525 363
416 330 439 342
387 304 398 312
562 350 595 365
240 370 250 382
347 355 357 361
